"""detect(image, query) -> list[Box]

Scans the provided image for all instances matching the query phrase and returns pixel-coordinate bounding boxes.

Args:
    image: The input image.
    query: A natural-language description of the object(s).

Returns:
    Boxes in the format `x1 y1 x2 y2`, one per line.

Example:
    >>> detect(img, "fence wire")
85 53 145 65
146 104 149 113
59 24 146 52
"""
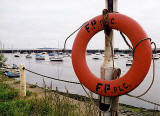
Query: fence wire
24 68 80 84
23 67 160 107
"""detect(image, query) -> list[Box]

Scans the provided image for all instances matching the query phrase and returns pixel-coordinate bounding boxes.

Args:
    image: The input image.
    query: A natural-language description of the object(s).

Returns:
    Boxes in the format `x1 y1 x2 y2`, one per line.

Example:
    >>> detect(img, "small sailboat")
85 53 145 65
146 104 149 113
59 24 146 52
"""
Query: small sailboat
23 52 28 54
92 56 99 60
120 54 125 57
5 70 20 78
49 54 63 62
114 54 119 59
4 66 20 78
124 54 129 58
126 60 132 66
152 54 159 60
92 53 100 60
48 52 56 56
63 52 70 57
14 52 20 57
41 52 47 54
95 52 101 55
35 54 45 60
26 54 32 58
12 64 18 69
86 52 92 55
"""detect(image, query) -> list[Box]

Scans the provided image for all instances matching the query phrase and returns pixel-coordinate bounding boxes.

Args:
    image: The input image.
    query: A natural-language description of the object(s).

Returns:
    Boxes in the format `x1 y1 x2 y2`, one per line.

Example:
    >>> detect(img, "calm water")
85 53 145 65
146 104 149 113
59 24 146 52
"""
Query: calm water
4 53 160 110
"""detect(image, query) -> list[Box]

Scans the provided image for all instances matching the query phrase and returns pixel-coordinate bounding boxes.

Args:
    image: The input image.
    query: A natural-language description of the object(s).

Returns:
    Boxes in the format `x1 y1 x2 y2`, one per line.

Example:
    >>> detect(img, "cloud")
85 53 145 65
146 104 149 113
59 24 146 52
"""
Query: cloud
0 0 159 49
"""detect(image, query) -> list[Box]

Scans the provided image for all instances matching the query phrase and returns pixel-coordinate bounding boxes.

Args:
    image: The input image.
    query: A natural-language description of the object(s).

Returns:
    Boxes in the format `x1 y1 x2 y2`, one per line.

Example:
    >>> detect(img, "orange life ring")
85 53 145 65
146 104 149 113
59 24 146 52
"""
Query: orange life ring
72 13 152 96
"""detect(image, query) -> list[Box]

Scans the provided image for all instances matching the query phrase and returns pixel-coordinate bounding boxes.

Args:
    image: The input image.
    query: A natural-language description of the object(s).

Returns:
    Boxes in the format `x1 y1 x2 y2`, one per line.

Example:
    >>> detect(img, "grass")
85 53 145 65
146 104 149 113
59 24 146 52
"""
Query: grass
0 70 3 75
0 93 85 116
0 98 78 116
0 100 32 116
26 90 32 96
0 74 99 116
0 74 12 82
119 104 160 116
0 82 18 101
29 84 37 88
13 80 20 84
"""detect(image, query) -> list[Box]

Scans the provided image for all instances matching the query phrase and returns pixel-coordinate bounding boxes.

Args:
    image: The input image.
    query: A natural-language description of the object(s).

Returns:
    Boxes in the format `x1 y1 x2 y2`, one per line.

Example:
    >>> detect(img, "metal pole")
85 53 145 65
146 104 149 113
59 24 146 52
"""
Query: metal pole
99 0 118 116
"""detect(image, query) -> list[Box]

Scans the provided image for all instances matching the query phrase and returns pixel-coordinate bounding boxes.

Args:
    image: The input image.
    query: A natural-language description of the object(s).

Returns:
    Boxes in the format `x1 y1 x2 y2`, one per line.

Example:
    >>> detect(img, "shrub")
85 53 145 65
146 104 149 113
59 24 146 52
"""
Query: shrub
13 80 20 84
0 83 19 101
0 54 7 68
0 99 32 116
29 84 37 88
26 90 32 96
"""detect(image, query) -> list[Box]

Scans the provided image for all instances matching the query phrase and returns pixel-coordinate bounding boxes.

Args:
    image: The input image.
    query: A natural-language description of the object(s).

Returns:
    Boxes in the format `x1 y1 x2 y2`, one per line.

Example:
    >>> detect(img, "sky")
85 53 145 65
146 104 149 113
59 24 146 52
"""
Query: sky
0 0 160 49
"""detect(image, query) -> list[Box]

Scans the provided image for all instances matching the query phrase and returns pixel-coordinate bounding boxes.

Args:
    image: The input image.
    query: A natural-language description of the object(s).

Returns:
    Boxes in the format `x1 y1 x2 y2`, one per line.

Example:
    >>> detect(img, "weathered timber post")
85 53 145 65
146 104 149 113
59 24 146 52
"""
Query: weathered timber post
20 64 26 97
99 0 119 116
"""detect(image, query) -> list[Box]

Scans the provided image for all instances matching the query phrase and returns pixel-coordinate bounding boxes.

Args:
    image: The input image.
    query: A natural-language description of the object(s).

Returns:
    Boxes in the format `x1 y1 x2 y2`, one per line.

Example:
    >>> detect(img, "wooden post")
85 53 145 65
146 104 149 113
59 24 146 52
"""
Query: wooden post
20 64 26 97
99 0 118 116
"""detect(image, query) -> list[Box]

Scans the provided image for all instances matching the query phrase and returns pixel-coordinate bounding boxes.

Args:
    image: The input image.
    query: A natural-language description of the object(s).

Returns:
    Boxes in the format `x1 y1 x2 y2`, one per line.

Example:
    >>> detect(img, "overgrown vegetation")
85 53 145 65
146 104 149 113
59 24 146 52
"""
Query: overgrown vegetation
0 97 80 116
0 74 99 116
13 80 20 84
0 54 7 67
29 84 37 88
0 100 32 116
26 90 32 97
0 83 18 101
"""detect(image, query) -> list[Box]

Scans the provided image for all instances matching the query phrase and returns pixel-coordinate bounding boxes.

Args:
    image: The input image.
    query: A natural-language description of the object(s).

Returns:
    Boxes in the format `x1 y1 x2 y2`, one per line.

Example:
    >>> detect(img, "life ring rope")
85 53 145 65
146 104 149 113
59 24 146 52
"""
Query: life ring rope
127 40 156 98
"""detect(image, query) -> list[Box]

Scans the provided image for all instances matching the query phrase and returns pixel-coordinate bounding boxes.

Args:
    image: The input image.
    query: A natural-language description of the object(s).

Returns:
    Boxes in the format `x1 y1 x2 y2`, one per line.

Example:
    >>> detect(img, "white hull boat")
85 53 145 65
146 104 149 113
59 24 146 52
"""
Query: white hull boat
35 54 45 60
49 56 63 62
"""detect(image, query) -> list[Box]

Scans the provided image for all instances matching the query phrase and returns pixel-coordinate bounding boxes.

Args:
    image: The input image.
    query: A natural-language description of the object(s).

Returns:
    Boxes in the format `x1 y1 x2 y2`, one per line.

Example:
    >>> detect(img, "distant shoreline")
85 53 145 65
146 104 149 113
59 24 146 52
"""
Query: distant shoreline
1 48 160 54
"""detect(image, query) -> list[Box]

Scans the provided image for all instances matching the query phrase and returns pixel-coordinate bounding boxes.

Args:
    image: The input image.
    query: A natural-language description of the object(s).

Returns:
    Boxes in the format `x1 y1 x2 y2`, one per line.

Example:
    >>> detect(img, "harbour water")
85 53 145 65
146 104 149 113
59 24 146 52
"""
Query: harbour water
4 53 160 110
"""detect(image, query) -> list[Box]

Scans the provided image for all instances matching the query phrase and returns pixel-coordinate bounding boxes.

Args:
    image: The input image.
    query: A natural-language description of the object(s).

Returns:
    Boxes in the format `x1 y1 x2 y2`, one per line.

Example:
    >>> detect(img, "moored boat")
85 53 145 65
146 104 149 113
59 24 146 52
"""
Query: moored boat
48 52 56 56
152 54 159 60
26 54 32 58
49 55 63 62
5 71 20 78
126 60 132 66
14 52 20 57
35 54 45 60
92 55 100 60
114 54 119 59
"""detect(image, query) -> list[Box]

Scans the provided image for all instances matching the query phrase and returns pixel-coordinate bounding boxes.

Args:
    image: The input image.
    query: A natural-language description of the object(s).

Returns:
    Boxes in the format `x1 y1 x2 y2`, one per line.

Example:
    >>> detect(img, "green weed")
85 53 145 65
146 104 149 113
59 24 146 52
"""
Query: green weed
29 84 37 88
0 83 18 101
